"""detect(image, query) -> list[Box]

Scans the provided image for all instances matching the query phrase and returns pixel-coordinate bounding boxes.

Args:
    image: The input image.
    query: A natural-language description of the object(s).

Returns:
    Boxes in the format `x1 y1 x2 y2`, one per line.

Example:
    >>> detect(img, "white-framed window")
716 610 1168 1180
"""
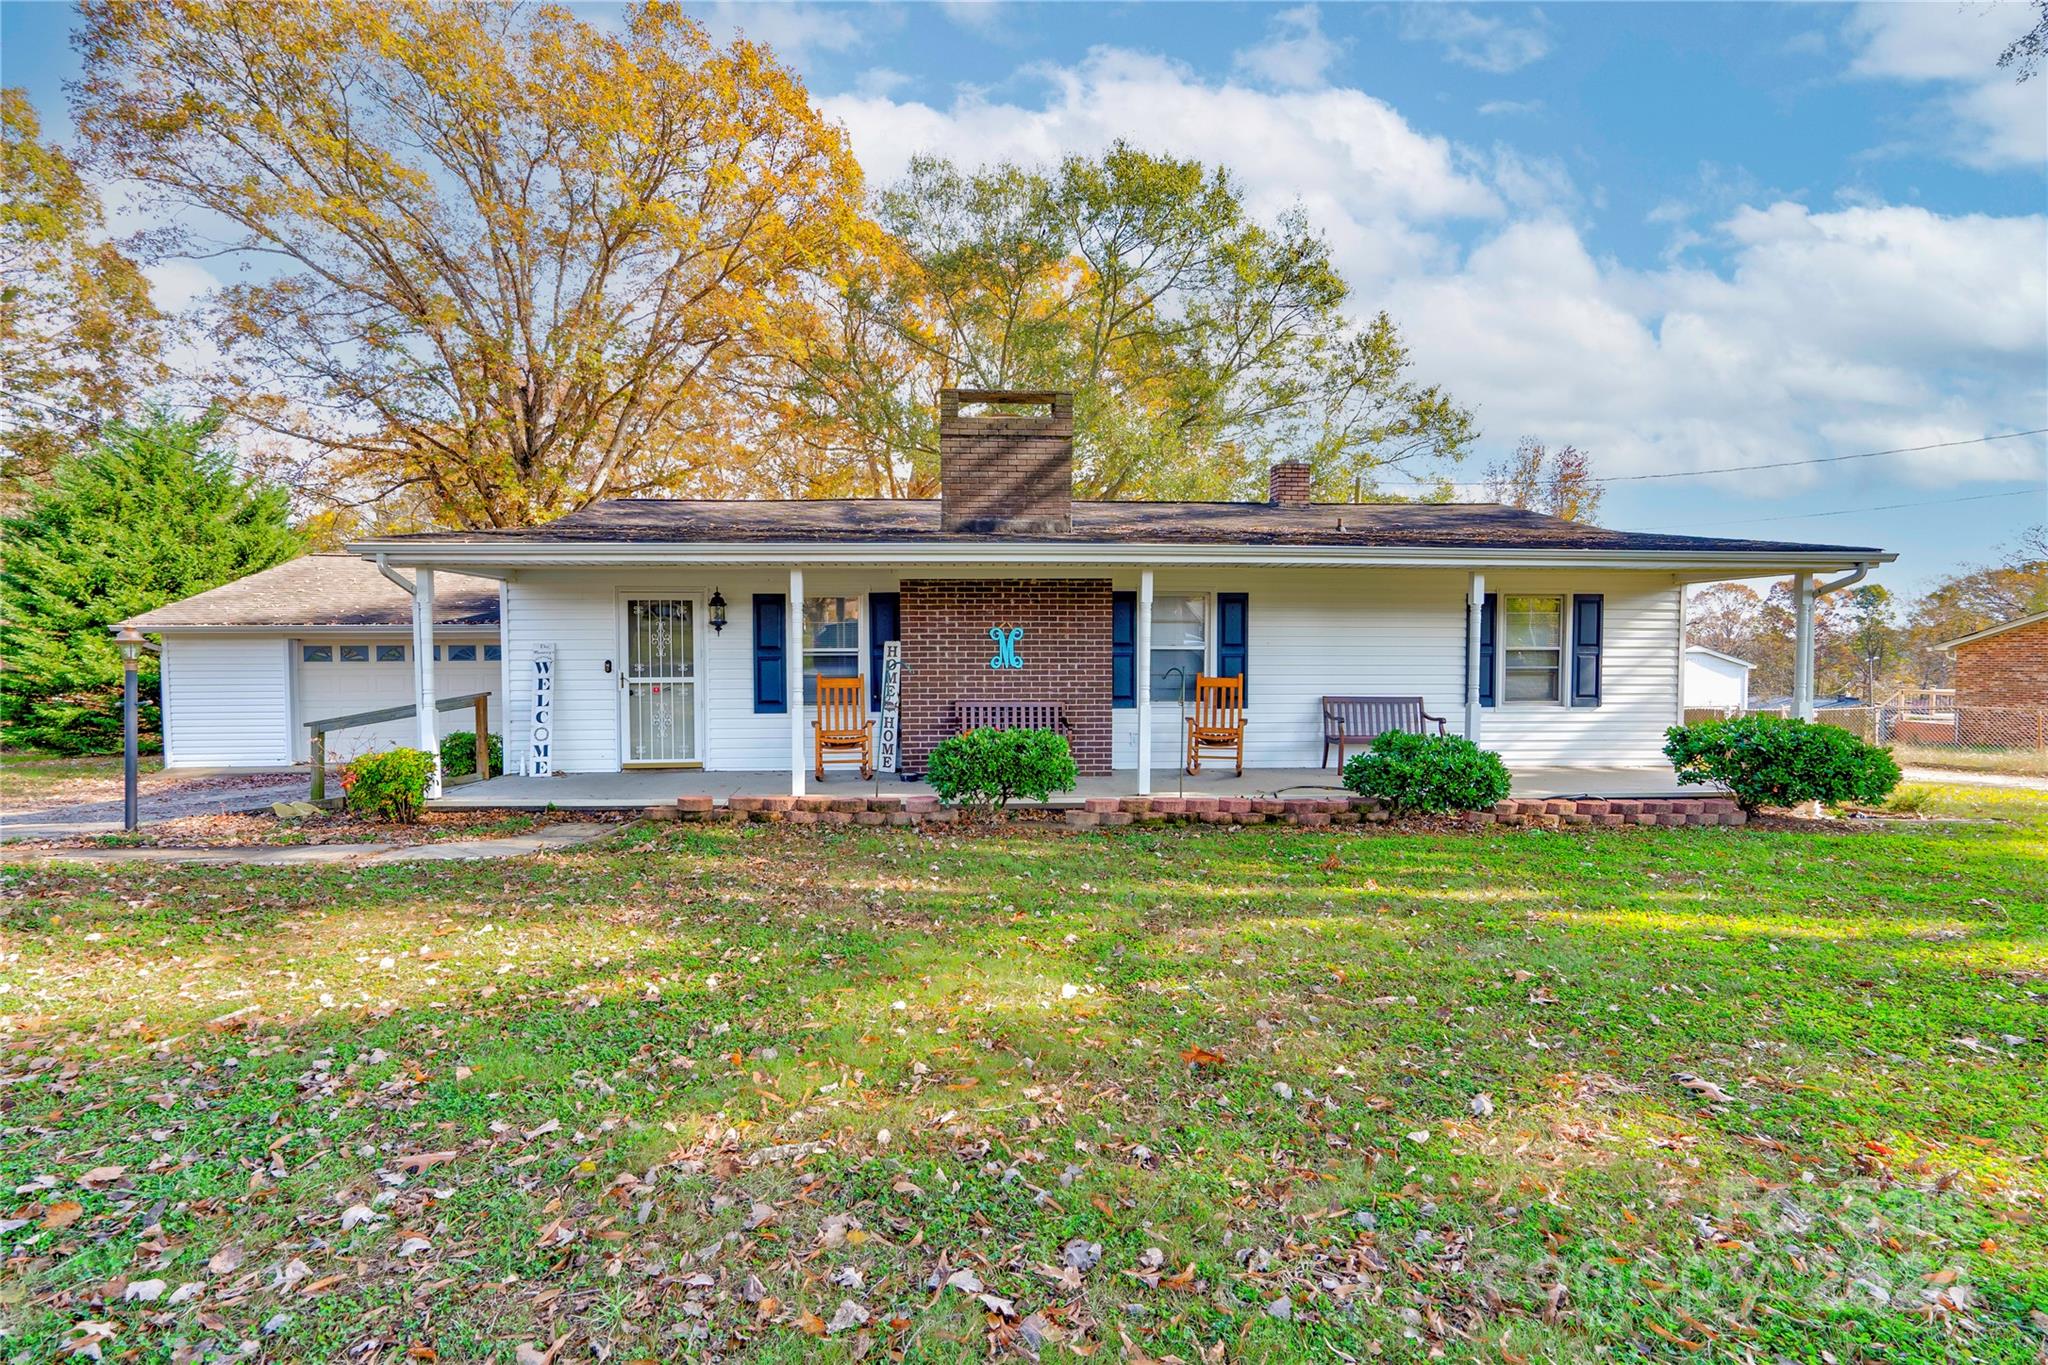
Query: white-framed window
484 644 502 662
302 644 332 663
1503 594 1564 703
446 643 478 662
339 643 369 662
1150 593 1208 701
803 596 861 705
375 644 406 662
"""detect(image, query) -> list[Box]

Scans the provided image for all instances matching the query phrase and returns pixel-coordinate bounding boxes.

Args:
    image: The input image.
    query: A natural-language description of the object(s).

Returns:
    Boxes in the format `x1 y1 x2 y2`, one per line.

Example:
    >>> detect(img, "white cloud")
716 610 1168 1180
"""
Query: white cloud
1233 5 1344 90
825 44 2046 493
1477 98 1544 116
824 47 1500 286
696 2 872 63
1398 6 1551 74
1845 1 2048 170
1387 204 2047 487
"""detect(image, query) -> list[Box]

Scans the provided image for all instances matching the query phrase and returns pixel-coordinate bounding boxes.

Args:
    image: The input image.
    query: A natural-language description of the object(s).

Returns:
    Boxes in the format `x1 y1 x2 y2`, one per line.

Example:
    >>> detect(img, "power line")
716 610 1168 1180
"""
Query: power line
1646 487 2042 531
1590 427 2048 484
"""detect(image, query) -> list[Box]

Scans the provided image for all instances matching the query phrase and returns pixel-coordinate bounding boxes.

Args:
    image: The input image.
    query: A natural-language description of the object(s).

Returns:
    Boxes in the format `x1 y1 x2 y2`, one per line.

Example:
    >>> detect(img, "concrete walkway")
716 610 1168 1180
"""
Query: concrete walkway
1901 766 2048 791
4 821 619 869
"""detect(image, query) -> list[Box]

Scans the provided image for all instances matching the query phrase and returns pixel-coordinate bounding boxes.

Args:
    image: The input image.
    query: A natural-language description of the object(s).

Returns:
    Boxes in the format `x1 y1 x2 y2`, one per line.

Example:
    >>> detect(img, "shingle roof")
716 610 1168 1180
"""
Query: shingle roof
122 555 501 630
369 497 1886 557
1940 608 2048 651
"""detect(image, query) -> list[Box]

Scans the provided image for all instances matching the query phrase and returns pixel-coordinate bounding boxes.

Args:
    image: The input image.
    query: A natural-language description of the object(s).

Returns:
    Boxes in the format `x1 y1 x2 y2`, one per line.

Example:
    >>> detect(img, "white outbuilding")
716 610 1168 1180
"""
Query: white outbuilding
120 555 504 769
1682 644 1754 713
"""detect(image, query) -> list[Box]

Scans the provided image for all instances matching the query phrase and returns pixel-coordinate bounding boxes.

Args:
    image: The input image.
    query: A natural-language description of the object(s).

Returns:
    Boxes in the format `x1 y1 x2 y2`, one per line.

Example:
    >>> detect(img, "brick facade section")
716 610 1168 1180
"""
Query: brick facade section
898 578 1114 775
1953 617 2048 710
937 390 1074 534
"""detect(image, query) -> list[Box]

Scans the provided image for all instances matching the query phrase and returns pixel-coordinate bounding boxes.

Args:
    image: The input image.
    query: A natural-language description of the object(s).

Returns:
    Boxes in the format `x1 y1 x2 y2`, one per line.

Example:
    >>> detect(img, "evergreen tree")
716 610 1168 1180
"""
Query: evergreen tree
1 410 301 753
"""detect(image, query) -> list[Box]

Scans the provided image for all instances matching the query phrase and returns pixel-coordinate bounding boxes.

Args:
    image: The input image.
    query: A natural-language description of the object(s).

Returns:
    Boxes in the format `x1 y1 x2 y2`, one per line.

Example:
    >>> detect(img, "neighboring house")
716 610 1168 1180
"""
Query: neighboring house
1929 610 2048 745
126 389 1895 795
121 555 505 768
1942 609 2048 710
1682 645 1753 712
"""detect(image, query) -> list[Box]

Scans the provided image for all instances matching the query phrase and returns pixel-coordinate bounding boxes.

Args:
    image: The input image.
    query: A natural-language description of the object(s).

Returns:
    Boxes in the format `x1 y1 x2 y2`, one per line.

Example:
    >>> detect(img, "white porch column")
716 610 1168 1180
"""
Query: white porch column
1465 570 1485 741
788 567 805 797
1792 571 1816 721
412 568 441 797
1136 570 1154 796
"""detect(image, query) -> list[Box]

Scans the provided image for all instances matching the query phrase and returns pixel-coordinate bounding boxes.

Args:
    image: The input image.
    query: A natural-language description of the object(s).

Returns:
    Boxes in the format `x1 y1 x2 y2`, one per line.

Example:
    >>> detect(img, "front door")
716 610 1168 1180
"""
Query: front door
621 596 700 765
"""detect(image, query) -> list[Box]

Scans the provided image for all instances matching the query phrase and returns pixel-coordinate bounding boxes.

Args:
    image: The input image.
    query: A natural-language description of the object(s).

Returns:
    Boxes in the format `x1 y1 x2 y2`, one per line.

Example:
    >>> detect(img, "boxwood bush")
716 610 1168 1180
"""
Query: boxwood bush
440 729 503 779
1341 730 1512 815
341 747 436 823
1663 713 1900 812
925 727 1079 817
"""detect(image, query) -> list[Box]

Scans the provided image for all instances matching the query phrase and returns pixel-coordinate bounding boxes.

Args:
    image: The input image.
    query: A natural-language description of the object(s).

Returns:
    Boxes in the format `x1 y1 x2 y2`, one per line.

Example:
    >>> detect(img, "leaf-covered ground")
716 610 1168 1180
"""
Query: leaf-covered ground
2 784 2043 1363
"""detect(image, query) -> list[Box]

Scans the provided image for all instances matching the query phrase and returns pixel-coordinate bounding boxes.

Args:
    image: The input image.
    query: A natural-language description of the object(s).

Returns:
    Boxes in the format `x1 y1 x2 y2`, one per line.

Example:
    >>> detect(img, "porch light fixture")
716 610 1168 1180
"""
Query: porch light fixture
709 589 728 634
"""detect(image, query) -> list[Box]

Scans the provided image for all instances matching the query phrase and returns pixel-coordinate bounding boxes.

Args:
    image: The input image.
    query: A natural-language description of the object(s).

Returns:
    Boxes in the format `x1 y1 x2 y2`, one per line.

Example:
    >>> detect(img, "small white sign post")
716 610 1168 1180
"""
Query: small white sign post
529 644 555 776
877 640 903 774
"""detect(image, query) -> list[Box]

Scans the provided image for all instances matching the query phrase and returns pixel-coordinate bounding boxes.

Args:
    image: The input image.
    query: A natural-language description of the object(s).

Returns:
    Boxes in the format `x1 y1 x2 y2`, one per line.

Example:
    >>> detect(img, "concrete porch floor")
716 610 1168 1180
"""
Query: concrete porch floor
431 764 1712 811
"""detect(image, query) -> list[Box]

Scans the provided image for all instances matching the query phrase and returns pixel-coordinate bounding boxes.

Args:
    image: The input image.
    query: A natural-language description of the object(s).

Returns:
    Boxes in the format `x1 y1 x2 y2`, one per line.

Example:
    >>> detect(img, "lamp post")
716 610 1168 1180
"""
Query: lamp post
112 625 153 831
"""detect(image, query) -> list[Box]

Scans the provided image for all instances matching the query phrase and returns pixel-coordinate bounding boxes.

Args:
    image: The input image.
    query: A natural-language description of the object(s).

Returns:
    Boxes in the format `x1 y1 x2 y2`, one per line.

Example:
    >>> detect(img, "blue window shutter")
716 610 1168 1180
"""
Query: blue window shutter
1217 592 1249 701
1111 591 1136 708
1571 594 1603 708
868 592 899 711
752 593 786 714
1478 593 1497 709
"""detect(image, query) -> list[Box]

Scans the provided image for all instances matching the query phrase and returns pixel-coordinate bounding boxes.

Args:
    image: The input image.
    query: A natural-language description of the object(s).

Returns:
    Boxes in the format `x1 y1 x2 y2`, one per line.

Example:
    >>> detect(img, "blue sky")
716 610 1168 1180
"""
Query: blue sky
4 0 2045 594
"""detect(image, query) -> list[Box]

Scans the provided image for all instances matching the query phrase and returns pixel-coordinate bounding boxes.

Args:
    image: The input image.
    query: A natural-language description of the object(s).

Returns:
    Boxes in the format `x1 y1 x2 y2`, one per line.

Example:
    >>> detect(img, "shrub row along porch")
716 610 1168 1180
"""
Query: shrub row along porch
661 791 1744 829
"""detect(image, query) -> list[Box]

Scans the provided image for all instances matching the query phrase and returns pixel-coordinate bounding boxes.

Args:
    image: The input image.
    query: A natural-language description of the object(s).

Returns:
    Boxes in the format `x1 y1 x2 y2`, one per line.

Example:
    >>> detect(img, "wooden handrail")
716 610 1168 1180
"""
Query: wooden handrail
303 690 491 732
308 691 491 803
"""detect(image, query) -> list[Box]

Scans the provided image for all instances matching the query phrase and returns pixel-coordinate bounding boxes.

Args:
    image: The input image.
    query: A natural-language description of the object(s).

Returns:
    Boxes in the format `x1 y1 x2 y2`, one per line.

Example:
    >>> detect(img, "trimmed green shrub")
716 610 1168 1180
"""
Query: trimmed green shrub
1663 714 1901 812
440 730 502 779
341 747 436 823
1341 730 1512 815
925 727 1079 817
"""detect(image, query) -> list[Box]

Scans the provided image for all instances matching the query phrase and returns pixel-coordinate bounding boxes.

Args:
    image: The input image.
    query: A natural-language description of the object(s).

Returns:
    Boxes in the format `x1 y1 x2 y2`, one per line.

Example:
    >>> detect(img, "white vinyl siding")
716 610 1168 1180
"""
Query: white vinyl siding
159 635 293 768
292 639 499 762
501 565 1681 776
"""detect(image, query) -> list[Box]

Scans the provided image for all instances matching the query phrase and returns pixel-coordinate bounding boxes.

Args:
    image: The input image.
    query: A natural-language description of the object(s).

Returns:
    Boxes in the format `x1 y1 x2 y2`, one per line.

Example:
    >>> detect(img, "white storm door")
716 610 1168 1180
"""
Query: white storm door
621 596 700 765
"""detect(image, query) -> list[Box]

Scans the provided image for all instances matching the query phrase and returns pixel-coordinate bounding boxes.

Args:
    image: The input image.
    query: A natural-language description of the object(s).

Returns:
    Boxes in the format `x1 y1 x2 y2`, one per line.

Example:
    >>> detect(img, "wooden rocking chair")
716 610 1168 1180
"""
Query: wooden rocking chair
813 675 873 780
1184 673 1246 776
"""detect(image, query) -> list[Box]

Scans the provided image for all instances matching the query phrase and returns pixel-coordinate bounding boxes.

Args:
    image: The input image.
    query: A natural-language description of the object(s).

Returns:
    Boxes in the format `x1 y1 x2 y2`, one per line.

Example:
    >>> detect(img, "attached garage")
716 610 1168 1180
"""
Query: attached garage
121 555 504 770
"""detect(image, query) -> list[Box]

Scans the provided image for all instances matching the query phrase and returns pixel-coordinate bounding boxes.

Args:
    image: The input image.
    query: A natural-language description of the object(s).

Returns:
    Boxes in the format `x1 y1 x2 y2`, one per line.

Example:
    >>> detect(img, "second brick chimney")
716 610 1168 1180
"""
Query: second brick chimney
939 389 1074 535
1268 460 1313 507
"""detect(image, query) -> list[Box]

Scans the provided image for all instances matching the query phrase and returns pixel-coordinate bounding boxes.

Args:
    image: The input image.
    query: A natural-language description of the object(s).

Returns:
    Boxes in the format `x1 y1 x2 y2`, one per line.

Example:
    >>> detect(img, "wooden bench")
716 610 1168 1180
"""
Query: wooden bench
952 700 1070 735
1321 695 1446 768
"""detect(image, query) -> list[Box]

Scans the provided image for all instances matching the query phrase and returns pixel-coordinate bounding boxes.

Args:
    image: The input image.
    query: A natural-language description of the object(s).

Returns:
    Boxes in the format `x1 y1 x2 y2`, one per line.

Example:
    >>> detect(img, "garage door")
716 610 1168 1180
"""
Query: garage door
294 639 501 762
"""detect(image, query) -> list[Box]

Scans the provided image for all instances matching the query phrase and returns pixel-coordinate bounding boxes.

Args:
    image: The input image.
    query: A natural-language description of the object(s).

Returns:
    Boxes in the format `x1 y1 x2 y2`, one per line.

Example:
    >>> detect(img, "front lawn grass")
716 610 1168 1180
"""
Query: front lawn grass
1 784 2042 1362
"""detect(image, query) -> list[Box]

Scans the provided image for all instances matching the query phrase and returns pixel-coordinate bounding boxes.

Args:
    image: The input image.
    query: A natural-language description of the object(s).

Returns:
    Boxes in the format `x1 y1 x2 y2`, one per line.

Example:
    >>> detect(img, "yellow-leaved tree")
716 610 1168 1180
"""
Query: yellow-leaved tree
76 0 871 528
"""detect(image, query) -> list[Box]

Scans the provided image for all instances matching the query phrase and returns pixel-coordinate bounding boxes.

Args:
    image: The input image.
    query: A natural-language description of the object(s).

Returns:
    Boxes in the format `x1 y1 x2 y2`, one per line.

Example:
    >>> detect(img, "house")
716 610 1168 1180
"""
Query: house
1681 645 1753 712
1931 609 2048 745
126 389 1894 798
120 555 505 768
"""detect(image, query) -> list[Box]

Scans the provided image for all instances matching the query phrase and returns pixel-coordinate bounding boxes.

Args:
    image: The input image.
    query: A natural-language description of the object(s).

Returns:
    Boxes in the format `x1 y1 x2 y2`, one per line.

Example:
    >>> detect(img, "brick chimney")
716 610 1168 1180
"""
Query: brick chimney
1268 460 1313 507
939 389 1074 535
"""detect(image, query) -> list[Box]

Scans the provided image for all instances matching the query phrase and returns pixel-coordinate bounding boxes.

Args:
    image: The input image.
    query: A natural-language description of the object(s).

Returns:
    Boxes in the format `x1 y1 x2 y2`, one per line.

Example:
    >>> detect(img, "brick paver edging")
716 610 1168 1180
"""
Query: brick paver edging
664 793 1745 830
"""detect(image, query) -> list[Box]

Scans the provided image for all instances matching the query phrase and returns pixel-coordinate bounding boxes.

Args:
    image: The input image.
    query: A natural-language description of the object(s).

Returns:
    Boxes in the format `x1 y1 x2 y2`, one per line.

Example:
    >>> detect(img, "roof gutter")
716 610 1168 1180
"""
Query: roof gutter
1812 562 1873 598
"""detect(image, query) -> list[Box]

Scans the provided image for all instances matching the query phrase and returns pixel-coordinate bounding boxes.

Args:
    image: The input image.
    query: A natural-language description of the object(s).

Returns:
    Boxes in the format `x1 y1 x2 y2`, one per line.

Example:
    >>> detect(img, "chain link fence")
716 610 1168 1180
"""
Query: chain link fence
1683 699 2048 776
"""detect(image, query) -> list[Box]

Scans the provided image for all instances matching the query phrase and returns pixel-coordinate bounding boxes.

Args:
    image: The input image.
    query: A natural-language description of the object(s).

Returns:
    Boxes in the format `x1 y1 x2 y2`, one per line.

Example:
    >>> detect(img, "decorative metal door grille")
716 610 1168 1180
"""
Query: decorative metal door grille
624 597 696 764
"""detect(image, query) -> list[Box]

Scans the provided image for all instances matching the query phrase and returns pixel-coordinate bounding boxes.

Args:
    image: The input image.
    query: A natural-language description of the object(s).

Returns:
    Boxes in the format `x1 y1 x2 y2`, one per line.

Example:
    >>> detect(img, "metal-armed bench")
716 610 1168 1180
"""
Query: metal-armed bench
951 700 1070 735
1321 695 1446 768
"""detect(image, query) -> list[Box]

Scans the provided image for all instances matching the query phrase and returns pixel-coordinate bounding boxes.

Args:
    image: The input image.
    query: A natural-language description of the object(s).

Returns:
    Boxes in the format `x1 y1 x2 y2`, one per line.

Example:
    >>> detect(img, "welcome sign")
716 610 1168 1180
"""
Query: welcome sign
529 643 555 776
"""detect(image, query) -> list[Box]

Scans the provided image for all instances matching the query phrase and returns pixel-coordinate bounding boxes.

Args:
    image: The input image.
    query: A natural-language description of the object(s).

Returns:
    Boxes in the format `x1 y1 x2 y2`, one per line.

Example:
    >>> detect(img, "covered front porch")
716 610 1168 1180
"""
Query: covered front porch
430 762 1711 811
